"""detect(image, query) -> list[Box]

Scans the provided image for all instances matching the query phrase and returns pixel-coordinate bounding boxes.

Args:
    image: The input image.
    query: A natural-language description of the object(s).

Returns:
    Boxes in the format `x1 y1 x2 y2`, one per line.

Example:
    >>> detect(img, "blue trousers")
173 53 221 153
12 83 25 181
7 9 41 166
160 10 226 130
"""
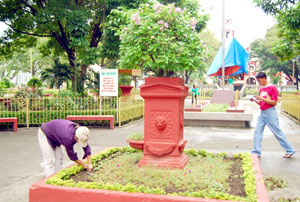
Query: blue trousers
252 107 294 156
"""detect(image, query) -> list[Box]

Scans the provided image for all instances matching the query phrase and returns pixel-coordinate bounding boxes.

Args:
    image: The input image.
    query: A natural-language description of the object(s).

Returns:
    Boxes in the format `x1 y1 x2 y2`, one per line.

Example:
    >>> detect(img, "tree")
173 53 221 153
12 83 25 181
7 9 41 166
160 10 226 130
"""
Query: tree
103 0 208 71
0 38 54 81
0 0 146 93
174 0 210 84
250 25 293 83
27 76 42 93
41 58 72 89
0 77 11 88
186 29 221 85
254 0 297 15
254 0 300 88
118 2 207 77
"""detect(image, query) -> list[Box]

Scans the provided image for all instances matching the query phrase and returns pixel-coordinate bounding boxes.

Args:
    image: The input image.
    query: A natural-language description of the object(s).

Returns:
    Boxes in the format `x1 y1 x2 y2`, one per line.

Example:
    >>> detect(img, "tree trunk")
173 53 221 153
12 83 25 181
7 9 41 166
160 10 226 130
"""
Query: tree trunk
283 70 293 83
67 50 76 92
185 71 189 84
79 64 88 93
81 65 88 78
185 70 193 84
295 62 299 90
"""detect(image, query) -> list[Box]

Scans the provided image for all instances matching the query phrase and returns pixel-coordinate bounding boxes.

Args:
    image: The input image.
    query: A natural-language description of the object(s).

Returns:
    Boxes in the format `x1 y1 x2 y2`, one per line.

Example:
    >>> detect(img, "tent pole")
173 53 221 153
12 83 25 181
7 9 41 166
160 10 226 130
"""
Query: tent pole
222 0 225 89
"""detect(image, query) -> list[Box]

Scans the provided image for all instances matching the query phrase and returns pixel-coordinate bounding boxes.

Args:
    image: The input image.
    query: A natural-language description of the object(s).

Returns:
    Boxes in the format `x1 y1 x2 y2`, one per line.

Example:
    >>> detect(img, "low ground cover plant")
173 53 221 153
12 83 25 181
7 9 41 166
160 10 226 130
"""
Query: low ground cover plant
278 198 300 202
46 147 257 202
264 176 287 190
202 103 229 112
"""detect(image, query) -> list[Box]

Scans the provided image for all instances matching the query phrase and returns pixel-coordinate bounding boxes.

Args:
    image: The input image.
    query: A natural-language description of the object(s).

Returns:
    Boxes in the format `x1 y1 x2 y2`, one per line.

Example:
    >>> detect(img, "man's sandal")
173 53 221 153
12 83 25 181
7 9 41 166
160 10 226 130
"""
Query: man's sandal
283 152 295 158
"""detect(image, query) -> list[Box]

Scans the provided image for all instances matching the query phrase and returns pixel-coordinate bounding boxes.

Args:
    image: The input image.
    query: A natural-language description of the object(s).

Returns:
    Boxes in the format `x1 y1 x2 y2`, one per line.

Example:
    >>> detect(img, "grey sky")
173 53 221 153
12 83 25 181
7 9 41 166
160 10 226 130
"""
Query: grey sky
199 0 275 48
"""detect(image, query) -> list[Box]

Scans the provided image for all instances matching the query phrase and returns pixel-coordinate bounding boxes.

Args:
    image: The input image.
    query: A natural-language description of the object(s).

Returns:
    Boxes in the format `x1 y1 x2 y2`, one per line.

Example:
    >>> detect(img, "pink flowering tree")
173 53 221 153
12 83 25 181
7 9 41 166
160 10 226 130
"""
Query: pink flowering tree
118 2 207 77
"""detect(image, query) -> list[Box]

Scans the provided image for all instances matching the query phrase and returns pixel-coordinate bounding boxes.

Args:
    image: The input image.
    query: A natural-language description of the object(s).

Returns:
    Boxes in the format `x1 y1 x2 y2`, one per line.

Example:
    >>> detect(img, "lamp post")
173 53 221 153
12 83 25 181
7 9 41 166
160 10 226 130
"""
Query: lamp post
221 0 225 89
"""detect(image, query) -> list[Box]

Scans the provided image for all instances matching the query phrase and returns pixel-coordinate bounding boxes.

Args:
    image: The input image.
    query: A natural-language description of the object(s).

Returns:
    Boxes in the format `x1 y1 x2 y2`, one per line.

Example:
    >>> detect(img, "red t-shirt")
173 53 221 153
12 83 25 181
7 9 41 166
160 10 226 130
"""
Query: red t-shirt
259 85 278 111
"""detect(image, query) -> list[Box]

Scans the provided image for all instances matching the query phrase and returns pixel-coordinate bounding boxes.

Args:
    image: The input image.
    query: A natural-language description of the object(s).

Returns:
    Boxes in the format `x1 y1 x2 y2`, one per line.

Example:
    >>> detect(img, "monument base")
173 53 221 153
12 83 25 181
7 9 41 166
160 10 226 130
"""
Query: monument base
138 152 189 169
226 104 245 113
185 106 202 112
211 89 234 104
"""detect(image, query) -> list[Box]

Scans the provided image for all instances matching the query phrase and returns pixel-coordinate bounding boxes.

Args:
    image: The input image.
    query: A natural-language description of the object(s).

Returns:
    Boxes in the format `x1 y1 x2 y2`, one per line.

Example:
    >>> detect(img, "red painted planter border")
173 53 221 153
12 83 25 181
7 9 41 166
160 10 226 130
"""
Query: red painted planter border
29 154 269 202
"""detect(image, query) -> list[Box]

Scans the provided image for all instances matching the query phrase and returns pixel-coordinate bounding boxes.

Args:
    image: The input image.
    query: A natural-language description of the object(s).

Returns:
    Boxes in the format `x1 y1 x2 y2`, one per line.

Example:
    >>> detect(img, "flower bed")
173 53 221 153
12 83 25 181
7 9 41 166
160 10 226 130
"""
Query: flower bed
29 148 269 202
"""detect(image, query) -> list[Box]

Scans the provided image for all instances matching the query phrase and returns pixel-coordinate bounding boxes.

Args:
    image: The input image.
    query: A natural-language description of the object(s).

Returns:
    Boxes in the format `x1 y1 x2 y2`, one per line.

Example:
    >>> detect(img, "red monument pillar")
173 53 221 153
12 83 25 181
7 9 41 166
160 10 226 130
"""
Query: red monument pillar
139 77 189 169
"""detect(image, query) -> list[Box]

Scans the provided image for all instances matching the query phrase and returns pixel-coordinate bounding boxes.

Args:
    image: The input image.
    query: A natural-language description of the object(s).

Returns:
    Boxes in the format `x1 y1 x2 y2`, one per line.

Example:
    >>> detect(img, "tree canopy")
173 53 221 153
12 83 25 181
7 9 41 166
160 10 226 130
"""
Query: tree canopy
254 0 300 59
118 1 208 77
0 0 146 92
250 25 296 85
254 0 299 88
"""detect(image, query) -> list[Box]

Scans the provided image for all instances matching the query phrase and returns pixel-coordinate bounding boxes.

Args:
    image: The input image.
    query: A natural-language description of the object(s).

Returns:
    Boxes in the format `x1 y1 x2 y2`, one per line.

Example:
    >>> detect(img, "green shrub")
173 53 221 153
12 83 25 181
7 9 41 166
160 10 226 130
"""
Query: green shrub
27 76 42 89
244 88 258 96
264 176 287 190
42 89 59 96
119 75 132 86
1 77 11 88
14 87 43 99
202 103 229 112
54 90 77 97
204 89 214 97
0 109 117 127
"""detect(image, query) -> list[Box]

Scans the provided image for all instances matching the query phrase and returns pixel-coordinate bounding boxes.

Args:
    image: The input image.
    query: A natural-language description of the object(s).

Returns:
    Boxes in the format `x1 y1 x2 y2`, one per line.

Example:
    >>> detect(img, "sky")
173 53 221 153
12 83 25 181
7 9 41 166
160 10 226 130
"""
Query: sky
0 22 7 36
199 0 276 48
0 0 275 48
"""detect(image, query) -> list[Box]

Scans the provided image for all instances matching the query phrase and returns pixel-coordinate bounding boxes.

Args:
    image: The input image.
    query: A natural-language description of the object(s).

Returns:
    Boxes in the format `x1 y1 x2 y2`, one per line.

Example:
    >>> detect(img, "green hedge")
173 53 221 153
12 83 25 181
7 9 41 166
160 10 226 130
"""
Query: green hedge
0 109 117 127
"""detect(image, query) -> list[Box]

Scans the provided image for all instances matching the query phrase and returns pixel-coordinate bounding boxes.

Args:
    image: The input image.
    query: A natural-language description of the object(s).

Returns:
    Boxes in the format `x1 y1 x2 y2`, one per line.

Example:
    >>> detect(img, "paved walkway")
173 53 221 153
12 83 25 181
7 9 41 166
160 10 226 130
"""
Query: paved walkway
0 101 299 202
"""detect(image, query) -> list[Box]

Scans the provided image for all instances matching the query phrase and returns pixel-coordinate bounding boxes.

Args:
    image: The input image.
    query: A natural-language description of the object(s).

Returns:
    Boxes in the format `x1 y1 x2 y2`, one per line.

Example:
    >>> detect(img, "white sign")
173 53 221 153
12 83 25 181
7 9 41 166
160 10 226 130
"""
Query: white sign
100 69 118 96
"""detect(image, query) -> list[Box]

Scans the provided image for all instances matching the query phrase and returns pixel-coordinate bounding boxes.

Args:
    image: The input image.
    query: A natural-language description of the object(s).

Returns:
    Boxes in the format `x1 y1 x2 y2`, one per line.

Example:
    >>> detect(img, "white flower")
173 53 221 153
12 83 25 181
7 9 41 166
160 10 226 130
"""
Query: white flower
153 3 162 10
175 7 182 12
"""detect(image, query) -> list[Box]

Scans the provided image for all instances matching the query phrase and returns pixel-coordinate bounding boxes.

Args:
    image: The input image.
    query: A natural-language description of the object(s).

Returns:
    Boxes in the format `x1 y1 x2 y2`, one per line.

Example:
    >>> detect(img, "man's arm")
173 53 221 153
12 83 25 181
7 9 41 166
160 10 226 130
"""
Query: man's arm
255 95 277 106
74 155 93 171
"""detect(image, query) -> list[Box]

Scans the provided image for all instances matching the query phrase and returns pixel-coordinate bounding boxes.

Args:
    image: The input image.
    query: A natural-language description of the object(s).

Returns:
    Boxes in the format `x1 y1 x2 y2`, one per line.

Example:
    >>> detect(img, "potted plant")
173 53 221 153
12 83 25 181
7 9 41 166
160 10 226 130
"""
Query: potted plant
126 132 144 150
119 74 133 96
118 2 206 169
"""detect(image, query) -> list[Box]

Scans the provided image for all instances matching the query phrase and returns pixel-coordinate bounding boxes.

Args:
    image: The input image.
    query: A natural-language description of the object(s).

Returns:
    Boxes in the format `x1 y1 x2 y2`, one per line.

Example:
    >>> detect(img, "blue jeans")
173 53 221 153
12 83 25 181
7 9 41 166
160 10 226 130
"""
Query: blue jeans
252 107 294 156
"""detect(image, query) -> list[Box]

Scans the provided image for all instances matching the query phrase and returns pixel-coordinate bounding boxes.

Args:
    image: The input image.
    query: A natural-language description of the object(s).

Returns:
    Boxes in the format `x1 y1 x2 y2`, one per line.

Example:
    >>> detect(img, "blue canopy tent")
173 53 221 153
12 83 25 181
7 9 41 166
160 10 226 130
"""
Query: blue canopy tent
207 37 249 77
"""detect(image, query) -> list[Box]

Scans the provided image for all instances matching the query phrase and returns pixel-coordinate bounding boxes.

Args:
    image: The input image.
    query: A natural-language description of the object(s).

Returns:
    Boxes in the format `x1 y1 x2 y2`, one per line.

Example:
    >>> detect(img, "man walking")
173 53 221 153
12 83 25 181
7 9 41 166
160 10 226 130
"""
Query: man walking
250 72 295 158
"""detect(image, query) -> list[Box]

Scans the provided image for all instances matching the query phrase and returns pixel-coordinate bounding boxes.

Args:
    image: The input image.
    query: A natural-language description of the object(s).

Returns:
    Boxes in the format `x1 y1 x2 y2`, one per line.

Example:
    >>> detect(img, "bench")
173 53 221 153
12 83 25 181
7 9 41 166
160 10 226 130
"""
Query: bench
0 117 18 132
66 115 114 129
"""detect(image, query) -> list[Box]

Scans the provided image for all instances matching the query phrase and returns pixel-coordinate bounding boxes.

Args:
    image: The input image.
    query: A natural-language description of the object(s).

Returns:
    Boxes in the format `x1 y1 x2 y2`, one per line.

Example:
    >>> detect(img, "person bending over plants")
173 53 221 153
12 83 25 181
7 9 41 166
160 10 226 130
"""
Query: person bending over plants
38 119 93 177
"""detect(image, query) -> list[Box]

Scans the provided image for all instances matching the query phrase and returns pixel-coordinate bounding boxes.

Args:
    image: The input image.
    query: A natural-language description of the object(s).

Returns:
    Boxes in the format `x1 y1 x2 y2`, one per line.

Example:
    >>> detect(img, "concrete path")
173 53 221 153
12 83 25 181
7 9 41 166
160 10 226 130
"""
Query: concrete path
0 100 299 202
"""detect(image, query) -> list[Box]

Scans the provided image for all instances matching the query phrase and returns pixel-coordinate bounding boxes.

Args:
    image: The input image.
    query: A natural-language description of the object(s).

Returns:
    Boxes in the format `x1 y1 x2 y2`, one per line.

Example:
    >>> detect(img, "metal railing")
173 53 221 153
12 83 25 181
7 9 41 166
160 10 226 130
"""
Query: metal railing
281 93 300 122
0 93 144 128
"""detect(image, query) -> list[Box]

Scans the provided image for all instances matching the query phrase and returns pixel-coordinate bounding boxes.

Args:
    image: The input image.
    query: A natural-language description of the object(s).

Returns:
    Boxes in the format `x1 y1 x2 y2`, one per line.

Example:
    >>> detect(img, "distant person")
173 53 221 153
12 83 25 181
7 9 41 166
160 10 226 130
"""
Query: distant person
250 72 295 158
38 119 93 177
228 77 233 85
191 84 198 105
217 78 221 87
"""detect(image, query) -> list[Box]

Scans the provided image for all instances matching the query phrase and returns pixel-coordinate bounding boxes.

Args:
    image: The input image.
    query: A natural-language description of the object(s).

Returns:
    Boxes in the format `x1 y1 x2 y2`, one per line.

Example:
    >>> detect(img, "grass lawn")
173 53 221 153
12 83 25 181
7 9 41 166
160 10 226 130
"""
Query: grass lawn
201 103 229 112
